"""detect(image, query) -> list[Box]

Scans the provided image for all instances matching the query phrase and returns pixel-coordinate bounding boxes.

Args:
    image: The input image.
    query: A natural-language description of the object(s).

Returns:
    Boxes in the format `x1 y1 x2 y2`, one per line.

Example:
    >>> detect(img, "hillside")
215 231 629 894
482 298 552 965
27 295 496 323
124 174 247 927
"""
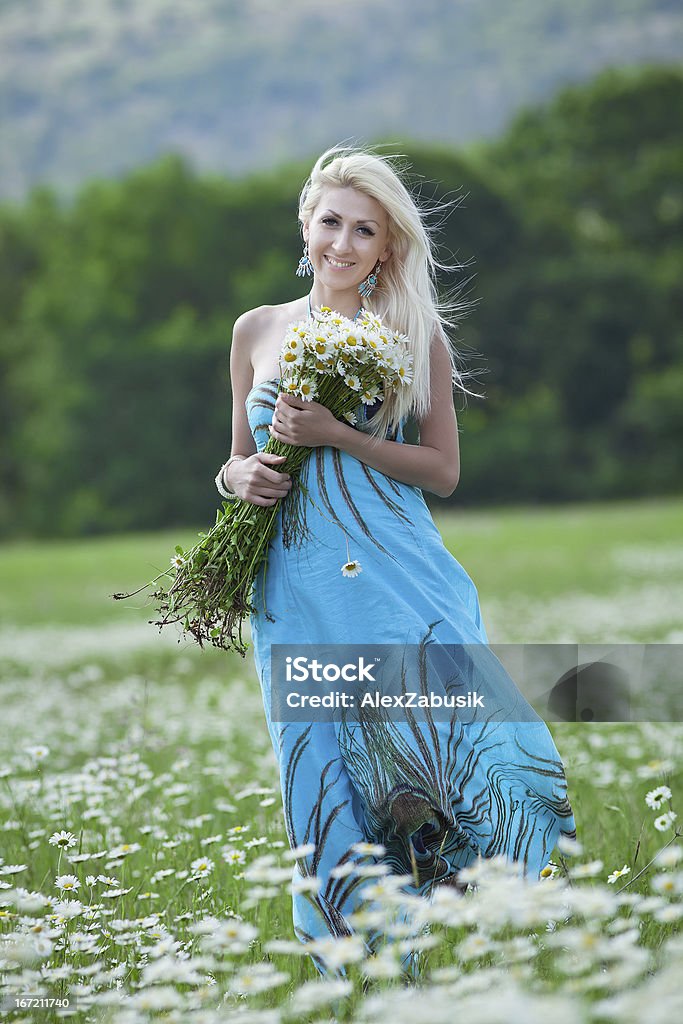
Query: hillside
1 0 682 200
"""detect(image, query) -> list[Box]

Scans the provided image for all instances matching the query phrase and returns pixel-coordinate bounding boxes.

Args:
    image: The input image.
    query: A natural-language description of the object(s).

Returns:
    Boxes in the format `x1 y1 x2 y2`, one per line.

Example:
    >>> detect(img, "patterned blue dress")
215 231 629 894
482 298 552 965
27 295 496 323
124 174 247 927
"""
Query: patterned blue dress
246 378 576 971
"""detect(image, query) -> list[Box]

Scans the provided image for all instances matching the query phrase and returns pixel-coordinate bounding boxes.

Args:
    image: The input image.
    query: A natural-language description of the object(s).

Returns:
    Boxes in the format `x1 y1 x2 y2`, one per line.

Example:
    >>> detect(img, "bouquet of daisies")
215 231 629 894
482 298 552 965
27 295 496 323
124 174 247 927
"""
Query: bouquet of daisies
113 306 413 656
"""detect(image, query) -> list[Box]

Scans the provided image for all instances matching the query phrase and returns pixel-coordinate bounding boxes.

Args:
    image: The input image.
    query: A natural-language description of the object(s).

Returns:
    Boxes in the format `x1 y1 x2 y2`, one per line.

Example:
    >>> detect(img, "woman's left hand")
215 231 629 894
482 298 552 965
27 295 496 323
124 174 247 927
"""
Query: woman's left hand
269 392 340 448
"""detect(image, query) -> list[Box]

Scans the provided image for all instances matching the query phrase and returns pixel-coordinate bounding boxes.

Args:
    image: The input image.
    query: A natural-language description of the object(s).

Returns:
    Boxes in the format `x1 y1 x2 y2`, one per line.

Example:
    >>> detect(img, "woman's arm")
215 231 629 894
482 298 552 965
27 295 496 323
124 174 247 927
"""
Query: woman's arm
270 336 461 498
224 308 293 506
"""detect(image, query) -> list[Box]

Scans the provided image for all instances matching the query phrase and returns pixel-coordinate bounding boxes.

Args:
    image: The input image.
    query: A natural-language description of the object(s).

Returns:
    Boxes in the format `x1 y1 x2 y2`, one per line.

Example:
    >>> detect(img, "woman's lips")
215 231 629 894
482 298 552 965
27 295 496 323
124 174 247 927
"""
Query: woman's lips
324 255 356 269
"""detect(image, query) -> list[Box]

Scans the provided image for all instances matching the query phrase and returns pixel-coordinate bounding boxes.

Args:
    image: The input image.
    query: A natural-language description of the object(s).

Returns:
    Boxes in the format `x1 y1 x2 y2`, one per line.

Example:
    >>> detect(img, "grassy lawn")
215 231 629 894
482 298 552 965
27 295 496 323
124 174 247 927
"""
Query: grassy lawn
0 497 681 1021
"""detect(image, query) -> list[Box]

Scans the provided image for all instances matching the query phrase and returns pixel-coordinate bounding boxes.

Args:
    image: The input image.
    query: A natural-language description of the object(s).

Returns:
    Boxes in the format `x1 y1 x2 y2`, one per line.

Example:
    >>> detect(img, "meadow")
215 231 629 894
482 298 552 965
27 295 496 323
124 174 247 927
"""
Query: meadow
0 496 681 1022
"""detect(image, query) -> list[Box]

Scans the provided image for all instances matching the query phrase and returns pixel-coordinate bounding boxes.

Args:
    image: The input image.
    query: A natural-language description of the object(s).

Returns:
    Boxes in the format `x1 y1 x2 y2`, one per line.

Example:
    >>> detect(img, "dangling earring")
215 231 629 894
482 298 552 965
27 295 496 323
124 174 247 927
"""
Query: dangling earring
358 260 382 298
296 243 313 277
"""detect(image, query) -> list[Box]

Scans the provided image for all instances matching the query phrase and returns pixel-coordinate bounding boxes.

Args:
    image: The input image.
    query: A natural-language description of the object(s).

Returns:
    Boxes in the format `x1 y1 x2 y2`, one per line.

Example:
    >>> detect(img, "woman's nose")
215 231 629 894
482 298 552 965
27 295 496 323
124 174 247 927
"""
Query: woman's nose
331 230 354 253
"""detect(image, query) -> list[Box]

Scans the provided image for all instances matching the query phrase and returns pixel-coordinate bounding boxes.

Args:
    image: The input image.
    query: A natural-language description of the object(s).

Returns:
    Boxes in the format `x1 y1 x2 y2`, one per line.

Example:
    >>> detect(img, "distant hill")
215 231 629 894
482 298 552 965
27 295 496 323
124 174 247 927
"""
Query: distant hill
1 0 682 200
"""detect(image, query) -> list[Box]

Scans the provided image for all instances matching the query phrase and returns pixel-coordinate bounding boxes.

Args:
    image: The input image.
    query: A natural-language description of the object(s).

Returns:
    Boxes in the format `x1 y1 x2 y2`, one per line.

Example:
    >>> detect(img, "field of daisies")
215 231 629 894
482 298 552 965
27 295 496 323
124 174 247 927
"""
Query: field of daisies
0 497 681 1022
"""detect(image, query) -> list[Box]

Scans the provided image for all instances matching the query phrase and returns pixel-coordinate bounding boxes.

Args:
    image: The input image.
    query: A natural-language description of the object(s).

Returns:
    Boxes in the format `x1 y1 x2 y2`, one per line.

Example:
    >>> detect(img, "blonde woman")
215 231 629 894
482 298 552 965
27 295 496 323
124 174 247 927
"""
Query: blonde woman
224 146 576 976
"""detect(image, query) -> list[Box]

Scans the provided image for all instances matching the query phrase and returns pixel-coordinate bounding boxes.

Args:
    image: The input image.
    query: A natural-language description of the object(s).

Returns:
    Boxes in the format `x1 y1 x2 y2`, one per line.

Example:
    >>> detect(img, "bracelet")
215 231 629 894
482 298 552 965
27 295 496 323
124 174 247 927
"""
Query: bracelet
215 455 247 501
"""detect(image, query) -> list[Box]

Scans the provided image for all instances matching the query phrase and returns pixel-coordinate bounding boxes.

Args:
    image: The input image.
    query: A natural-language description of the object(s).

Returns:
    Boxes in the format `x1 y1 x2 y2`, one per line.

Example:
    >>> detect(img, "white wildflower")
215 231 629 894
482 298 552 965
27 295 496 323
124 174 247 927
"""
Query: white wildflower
645 785 672 810
55 874 81 892
49 830 77 849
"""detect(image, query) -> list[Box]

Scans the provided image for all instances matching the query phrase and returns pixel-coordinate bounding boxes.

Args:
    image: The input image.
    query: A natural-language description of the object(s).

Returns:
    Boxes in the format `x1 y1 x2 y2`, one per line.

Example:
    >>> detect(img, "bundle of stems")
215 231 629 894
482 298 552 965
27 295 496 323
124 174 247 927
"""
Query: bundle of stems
113 308 412 656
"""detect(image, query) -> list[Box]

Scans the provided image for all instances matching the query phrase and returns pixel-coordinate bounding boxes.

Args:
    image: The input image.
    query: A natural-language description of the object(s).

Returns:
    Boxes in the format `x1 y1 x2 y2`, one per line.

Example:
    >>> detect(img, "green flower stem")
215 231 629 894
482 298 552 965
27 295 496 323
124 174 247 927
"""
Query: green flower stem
117 368 392 655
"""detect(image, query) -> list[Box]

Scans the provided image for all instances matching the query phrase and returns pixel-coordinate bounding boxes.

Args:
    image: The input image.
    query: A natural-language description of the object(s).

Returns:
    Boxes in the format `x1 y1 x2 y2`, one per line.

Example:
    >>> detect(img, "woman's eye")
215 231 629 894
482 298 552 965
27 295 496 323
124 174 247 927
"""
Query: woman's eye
321 217 374 236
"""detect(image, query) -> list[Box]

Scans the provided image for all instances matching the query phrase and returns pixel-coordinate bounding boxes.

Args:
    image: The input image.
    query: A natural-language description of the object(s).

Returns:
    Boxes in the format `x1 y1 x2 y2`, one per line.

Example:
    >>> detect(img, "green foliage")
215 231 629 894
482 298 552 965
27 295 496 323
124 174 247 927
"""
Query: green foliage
1 66 682 538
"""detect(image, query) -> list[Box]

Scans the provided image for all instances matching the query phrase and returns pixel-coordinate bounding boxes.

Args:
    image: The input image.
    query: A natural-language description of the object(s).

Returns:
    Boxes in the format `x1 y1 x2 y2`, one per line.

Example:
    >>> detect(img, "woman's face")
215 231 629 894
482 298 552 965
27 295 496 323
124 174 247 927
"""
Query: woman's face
303 186 392 294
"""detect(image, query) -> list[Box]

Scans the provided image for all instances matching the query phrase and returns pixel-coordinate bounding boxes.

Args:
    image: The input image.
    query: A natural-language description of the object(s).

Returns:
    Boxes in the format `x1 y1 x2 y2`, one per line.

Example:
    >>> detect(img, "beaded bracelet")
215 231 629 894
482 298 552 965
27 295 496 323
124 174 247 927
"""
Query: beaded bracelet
215 455 246 500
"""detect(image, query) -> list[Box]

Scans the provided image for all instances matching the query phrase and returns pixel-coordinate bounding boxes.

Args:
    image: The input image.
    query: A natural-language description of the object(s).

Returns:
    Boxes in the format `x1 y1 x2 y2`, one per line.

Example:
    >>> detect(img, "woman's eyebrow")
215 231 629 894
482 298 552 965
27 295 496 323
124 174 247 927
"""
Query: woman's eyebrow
323 208 380 226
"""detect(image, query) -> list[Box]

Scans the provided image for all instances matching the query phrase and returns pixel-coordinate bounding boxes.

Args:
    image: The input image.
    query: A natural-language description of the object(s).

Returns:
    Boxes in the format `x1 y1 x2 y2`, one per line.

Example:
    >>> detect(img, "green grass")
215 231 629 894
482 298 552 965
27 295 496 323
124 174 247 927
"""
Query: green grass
436 494 683 601
0 498 681 1021
2 495 681 629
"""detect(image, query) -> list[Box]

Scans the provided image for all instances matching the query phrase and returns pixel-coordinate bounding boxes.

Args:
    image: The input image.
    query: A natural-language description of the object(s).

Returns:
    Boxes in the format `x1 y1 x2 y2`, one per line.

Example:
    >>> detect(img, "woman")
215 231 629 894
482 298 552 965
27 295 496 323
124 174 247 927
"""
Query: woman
222 146 576 974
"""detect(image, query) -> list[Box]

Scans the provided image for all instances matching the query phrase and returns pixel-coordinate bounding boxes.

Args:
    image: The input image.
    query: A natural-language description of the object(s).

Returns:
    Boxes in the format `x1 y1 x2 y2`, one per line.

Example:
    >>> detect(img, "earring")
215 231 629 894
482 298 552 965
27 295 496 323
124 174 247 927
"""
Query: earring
296 243 313 277
358 260 382 298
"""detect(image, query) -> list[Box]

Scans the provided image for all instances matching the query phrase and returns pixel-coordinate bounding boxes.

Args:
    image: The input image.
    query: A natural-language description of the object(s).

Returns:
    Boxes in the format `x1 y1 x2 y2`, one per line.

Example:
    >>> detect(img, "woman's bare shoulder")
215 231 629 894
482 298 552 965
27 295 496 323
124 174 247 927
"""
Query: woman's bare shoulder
234 299 306 340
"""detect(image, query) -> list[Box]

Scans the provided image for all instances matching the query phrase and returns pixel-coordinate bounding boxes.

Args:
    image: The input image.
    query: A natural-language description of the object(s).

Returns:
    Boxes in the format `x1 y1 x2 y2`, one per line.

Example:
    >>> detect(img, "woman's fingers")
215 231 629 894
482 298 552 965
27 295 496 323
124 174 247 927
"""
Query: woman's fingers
257 484 291 498
255 468 288 483
247 495 280 507
269 423 293 443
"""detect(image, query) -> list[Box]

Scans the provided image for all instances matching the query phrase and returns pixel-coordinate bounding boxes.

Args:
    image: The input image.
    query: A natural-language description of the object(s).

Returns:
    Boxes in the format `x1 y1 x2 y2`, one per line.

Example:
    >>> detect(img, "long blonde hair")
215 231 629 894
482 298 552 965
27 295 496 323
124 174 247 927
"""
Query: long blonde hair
298 144 482 441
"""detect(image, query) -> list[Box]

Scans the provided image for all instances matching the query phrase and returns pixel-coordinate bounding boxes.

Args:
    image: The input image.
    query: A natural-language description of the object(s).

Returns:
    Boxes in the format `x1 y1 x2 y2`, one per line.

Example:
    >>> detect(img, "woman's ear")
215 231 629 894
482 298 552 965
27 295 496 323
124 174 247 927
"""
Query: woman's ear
380 246 392 263
302 221 310 244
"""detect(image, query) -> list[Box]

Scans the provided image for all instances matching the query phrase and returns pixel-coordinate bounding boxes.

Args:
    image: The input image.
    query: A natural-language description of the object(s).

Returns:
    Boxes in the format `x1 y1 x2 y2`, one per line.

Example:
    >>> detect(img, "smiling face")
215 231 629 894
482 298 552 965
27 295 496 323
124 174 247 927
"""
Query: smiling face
302 186 392 295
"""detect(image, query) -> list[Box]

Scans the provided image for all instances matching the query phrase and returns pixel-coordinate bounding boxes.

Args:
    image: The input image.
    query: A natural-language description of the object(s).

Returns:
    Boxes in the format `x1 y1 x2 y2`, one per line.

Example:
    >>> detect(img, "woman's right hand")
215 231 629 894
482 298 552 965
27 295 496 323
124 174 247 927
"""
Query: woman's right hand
229 453 292 507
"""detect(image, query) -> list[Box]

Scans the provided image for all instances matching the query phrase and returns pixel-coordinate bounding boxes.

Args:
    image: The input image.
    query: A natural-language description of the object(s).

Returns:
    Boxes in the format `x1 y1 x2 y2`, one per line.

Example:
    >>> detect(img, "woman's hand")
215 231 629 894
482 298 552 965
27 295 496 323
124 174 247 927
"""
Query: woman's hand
230 453 292 507
269 392 339 448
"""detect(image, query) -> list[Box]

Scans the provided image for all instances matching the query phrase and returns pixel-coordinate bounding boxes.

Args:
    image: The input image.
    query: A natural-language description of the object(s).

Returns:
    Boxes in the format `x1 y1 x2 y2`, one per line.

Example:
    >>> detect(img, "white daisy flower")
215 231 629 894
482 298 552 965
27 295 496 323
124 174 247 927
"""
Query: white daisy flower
365 330 389 353
361 385 381 404
291 875 321 894
655 904 683 923
557 835 584 856
170 554 185 569
654 845 682 867
351 842 386 857
568 859 604 878
645 785 672 810
654 810 678 832
25 745 50 761
344 374 362 392
341 560 362 578
51 898 83 918
607 864 631 884
191 857 214 876
359 311 383 332
298 378 317 401
108 843 141 858
282 348 303 367
289 978 353 1014
222 848 246 866
0 863 28 876
329 862 355 879
55 874 81 892
284 843 316 861
49 830 77 849
637 758 674 779
312 335 334 357
651 871 683 896
343 410 358 425
230 964 290 995
395 356 414 385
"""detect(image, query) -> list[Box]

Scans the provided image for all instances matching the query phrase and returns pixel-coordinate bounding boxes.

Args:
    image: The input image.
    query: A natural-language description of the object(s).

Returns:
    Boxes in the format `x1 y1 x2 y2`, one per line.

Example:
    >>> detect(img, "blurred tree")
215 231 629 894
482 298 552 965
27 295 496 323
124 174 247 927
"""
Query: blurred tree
1 66 681 537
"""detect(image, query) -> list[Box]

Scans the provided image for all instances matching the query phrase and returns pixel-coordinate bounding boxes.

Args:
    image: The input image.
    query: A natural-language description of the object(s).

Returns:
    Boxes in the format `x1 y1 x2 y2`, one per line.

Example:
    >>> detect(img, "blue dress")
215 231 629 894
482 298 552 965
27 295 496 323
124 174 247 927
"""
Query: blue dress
246 378 576 970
